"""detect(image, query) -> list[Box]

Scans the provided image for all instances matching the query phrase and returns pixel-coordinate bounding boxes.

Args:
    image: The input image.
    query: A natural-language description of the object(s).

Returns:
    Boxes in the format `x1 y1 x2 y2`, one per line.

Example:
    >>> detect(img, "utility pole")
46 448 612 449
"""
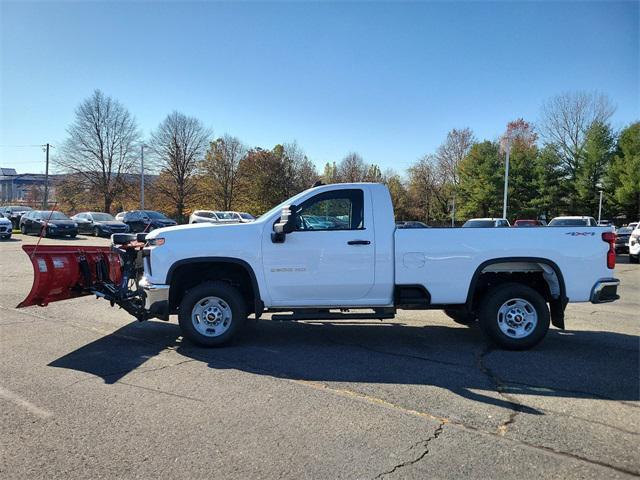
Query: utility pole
451 192 456 227
502 140 511 220
140 144 145 210
598 190 603 224
43 143 50 209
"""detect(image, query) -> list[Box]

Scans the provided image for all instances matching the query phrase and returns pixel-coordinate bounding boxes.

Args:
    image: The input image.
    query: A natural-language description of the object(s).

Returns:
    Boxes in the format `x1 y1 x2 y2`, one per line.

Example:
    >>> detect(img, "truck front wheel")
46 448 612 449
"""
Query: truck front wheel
178 281 247 347
478 283 550 350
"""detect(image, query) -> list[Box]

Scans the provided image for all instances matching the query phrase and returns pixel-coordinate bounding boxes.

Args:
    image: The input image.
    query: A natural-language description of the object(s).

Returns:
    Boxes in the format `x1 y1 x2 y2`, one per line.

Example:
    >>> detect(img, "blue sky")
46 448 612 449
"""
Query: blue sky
1 1 638 174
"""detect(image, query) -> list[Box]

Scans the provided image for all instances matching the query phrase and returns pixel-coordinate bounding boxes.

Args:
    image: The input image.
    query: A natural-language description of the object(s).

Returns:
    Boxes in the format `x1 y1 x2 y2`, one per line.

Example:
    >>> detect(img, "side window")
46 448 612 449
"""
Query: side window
296 189 364 231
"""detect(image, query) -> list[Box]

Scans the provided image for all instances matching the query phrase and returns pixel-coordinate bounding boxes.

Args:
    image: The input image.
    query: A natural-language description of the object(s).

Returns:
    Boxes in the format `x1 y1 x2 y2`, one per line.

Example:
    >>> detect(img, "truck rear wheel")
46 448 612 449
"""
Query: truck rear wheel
178 281 247 347
478 283 550 350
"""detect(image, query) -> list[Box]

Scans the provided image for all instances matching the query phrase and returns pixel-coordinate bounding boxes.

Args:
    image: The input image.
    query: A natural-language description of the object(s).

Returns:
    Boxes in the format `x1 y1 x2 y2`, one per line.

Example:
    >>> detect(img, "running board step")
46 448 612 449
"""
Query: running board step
271 310 395 322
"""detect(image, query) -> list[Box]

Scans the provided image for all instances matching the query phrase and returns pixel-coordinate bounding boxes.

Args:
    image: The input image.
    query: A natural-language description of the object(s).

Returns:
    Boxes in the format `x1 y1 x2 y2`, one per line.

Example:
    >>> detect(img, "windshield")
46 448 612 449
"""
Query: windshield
463 220 495 228
143 211 168 219
42 211 70 220
92 213 115 221
548 218 588 226
617 227 632 234
215 212 236 220
8 206 32 212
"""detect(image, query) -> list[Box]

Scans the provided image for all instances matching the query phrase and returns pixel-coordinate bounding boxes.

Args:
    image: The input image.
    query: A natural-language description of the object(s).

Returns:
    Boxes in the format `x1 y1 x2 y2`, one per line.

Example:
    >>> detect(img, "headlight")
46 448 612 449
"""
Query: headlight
146 237 165 246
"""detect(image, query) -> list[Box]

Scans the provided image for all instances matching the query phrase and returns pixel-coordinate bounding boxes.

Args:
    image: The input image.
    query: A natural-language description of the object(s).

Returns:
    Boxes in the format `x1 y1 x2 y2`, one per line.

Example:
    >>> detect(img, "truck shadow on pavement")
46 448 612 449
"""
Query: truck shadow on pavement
49 318 640 413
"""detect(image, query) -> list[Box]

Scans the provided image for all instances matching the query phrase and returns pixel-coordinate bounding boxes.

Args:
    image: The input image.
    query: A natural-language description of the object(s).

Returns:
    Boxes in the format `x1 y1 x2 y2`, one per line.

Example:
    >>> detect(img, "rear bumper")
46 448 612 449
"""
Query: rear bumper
590 278 620 304
139 277 170 317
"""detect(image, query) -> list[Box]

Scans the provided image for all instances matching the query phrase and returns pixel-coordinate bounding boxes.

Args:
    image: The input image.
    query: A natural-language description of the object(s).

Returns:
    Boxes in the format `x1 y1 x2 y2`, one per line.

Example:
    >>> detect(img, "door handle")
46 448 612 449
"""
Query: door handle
347 240 371 245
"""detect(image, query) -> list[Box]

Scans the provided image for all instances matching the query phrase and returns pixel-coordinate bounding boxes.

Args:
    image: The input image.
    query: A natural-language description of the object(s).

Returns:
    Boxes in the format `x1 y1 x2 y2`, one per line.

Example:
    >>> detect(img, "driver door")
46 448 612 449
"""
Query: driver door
262 188 375 305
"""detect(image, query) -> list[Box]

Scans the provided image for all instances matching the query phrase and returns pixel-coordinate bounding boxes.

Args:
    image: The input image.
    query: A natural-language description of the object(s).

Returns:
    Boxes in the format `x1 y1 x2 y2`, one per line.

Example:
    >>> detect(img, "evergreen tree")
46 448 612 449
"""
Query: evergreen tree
576 121 615 216
457 141 503 218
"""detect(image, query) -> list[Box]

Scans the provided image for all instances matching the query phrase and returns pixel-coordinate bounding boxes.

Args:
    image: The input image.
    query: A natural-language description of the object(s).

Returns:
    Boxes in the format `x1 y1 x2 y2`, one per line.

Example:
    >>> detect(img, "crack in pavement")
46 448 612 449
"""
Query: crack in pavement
476 347 524 436
373 423 445 479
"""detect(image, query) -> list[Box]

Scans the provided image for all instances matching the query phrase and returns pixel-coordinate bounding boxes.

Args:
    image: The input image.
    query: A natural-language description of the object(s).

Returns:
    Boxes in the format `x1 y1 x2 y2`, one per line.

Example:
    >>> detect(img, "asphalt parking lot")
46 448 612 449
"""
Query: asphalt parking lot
1 234 638 479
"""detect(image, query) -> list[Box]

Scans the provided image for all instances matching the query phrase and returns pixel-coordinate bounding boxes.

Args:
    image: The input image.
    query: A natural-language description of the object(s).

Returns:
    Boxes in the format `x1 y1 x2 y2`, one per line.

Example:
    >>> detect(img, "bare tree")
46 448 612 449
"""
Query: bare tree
282 142 319 195
56 90 140 213
149 111 211 221
202 135 246 210
539 91 615 179
435 127 475 188
337 152 367 182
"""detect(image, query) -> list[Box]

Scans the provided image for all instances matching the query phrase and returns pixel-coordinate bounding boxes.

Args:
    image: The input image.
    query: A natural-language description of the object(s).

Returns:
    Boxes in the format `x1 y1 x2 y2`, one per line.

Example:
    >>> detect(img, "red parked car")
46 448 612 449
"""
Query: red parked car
513 219 545 227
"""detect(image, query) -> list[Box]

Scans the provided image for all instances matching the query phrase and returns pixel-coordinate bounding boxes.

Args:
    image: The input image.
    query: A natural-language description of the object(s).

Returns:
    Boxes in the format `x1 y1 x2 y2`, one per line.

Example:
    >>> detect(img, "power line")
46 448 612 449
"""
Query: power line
0 144 51 148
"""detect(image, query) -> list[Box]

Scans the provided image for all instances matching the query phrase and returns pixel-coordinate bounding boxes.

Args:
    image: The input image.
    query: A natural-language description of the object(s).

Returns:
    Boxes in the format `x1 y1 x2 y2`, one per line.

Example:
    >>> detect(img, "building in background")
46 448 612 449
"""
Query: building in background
0 168 61 204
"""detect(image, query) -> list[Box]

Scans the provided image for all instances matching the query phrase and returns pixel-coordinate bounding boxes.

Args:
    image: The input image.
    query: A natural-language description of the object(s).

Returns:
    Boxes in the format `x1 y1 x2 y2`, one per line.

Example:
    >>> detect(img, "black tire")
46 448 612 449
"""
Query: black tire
20 224 27 235
69 233 77 238
478 282 550 350
444 309 476 325
94 227 101 237
178 281 247 347
630 254 639 264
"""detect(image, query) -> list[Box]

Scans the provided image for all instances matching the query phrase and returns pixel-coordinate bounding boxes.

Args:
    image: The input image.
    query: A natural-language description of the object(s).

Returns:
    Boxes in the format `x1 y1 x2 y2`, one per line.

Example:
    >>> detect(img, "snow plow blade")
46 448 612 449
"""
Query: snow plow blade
17 245 123 308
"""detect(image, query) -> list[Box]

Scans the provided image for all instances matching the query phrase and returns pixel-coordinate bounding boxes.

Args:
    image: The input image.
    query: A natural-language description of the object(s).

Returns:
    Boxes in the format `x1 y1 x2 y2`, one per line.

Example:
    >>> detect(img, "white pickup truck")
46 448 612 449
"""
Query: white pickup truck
19 183 620 350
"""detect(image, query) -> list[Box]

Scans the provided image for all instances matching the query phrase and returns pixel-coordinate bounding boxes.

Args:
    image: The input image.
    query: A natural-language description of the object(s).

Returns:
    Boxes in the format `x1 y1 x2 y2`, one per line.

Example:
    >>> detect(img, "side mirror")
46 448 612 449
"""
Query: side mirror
271 204 298 243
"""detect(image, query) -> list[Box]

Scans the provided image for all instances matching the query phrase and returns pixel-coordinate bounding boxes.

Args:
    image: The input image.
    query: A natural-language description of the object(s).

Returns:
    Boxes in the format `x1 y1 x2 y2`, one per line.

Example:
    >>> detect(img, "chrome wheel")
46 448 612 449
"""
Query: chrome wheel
191 296 233 338
497 298 538 339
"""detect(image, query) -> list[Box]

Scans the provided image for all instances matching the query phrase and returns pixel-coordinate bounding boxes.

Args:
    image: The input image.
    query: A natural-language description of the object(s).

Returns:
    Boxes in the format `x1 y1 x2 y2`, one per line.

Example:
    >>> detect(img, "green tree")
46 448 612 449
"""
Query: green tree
608 122 640 220
530 145 566 220
457 141 503 218
576 121 615 216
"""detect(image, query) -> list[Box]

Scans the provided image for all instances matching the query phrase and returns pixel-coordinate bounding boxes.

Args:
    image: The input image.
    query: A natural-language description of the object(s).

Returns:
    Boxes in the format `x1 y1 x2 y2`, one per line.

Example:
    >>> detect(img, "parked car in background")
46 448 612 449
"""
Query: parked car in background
614 226 633 254
513 219 545 227
0 212 12 239
0 205 33 229
234 212 256 223
121 210 177 233
548 216 598 227
462 218 510 228
19 210 78 237
629 223 640 264
627 222 638 231
598 220 613 227
189 210 238 224
71 212 130 237
115 212 126 221
396 221 430 229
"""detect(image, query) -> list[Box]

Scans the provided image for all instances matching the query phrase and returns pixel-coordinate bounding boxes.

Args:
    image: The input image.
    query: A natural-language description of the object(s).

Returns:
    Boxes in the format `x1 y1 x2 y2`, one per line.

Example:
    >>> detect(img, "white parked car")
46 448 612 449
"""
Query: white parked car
189 210 255 224
20 183 620 352
0 212 12 239
462 218 510 228
190 210 240 224
548 216 598 227
235 212 256 223
629 223 640 264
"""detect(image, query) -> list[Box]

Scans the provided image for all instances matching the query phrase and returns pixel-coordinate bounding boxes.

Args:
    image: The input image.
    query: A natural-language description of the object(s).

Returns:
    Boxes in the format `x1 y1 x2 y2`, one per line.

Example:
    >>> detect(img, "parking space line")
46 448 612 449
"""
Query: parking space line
0 386 53 419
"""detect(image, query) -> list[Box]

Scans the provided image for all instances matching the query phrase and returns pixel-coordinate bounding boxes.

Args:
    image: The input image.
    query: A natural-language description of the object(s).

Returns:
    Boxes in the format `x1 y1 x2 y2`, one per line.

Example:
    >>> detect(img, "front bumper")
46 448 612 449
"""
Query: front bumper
139 277 170 317
590 278 620 304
